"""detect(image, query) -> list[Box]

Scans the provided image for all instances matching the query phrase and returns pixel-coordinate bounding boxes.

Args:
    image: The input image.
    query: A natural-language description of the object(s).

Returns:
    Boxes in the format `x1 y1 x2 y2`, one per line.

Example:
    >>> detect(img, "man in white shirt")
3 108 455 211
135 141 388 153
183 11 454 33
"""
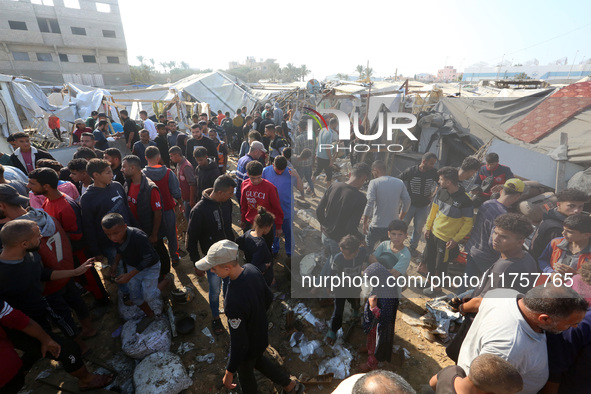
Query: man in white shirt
139 110 157 140
458 286 587 394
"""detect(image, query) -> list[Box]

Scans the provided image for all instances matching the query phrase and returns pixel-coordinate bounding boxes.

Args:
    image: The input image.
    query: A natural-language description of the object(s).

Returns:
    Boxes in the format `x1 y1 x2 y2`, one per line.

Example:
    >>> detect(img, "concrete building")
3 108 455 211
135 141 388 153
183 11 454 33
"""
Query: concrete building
462 63 591 84
0 0 131 86
229 57 277 72
437 66 458 82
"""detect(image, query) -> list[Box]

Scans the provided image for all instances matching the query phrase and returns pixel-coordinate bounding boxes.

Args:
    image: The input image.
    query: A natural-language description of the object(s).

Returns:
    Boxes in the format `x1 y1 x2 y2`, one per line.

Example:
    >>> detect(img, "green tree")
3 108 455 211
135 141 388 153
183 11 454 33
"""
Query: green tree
365 67 373 79
159 62 168 73
336 73 349 80
356 64 364 78
130 65 154 84
514 72 528 80
300 64 310 81
136 55 145 65
180 61 189 70
149 58 155 68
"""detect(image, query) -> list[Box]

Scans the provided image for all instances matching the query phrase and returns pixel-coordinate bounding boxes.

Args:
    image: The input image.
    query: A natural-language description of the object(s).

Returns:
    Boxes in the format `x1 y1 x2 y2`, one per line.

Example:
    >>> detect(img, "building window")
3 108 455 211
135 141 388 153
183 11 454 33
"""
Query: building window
107 56 119 64
37 17 61 33
102 29 116 38
96 2 111 12
36 53 53 62
71 26 86 35
63 0 80 8
13 52 30 61
83 55 96 63
8 21 28 31
59 54 69 62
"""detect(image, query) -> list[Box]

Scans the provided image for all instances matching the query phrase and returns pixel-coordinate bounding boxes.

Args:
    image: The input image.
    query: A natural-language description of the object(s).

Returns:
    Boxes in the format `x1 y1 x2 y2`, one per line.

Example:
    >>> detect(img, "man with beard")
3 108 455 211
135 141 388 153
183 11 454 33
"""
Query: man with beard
185 121 217 167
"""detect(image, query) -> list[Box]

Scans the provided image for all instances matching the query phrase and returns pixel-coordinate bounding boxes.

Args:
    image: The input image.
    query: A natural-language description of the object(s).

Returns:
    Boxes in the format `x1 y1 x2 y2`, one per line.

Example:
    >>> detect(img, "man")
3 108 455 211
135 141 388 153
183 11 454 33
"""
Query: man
235 141 266 203
72 118 91 145
209 129 228 174
399 152 439 256
132 129 156 168
188 175 236 335
0 220 112 392
457 285 588 394
194 239 304 394
265 124 288 165
143 146 183 266
531 188 589 260
154 123 170 167
423 167 473 294
185 121 218 167
294 119 316 196
262 156 301 257
122 155 171 287
458 156 482 193
193 147 220 201
166 120 181 148
92 120 110 151
80 158 133 264
103 148 125 186
169 146 195 219
79 132 104 159
332 370 416 394
257 110 274 134
9 132 55 175
67 158 93 197
462 178 525 288
0 164 27 196
472 152 514 207
119 109 139 150
261 103 272 120
242 115 254 141
85 110 98 130
313 118 338 186
216 110 225 125
272 102 283 126
316 162 371 259
232 108 245 136
240 161 283 235
252 111 263 132
139 110 157 140
363 160 411 249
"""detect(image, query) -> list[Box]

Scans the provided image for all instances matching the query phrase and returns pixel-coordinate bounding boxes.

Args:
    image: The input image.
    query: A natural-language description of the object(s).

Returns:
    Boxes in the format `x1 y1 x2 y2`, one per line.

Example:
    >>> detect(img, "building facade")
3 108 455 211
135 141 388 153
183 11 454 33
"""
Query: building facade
462 63 591 83
437 66 458 82
0 0 131 86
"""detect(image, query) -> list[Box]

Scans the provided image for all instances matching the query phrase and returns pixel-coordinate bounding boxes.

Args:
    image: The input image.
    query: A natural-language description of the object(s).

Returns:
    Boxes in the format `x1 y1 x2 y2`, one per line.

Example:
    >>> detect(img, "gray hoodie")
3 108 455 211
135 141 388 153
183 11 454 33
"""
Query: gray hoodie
142 165 182 200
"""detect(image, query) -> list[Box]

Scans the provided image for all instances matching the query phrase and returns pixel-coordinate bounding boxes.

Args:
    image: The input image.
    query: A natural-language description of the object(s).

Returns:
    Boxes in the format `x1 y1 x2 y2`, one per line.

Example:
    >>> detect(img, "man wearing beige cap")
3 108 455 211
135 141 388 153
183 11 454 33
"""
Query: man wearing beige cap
72 118 91 145
196 240 304 394
459 178 525 292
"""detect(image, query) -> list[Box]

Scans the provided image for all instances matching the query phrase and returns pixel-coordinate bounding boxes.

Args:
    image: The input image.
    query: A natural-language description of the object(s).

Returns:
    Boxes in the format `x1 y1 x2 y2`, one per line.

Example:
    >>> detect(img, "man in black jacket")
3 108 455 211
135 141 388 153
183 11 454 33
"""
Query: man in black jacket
194 147 220 199
120 110 139 150
186 121 218 167
195 239 303 394
188 175 235 335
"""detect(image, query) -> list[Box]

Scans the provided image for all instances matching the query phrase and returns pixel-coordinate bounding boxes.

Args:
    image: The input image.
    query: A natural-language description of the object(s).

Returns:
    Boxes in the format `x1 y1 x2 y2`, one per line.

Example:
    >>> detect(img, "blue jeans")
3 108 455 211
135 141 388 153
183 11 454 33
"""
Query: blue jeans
296 166 314 193
162 209 179 262
403 204 430 250
207 270 229 318
106 246 129 295
366 226 389 250
128 262 161 306
272 218 293 256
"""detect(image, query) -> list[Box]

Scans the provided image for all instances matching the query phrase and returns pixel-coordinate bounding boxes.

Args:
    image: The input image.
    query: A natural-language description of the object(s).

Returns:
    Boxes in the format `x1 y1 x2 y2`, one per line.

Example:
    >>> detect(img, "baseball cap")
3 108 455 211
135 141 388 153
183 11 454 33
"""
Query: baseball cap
504 178 525 193
250 141 267 152
194 240 239 271
97 112 107 118
0 184 29 206
74 118 85 125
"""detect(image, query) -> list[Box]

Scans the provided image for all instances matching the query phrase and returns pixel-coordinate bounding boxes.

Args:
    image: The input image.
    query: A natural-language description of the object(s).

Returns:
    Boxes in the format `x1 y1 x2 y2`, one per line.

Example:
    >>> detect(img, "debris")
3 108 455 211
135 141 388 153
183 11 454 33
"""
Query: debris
133 352 192 394
201 326 215 344
166 300 177 338
425 297 463 339
196 353 216 364
111 325 122 338
302 373 334 384
121 318 172 360
296 209 321 230
300 252 322 276
318 344 353 380
176 342 195 355
36 370 51 380
118 290 163 321
293 303 326 332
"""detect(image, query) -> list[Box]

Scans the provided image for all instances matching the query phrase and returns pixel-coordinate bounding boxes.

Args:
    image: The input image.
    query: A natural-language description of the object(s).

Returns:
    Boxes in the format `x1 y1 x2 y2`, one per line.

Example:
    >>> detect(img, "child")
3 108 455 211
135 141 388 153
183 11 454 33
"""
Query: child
67 158 93 197
102 213 161 333
169 146 196 219
538 213 591 276
429 353 523 394
237 207 275 286
360 220 411 372
325 235 367 345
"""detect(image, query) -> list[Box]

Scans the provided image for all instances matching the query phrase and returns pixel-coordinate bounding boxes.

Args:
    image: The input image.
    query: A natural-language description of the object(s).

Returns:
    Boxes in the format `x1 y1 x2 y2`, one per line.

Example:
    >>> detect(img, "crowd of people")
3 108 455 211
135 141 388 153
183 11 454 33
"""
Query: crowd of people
0 101 589 394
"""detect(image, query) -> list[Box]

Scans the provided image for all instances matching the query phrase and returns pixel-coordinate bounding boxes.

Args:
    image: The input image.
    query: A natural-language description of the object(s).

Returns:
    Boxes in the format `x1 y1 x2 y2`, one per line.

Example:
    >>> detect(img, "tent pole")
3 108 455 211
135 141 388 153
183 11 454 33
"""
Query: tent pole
555 132 568 193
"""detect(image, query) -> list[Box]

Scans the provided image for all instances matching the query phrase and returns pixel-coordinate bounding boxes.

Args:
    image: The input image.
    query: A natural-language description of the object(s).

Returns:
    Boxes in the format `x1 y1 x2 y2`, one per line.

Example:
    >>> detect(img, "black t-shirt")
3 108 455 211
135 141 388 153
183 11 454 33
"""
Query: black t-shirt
399 165 439 207
472 252 538 298
257 118 274 134
316 182 367 241
436 365 466 394
154 135 170 166
123 118 140 145
185 136 218 167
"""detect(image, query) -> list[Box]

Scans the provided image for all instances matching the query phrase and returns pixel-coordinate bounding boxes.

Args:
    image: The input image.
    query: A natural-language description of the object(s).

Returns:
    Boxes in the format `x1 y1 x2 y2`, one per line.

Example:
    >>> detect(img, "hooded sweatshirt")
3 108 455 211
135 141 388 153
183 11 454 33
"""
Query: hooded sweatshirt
143 165 181 211
195 158 220 200
19 208 74 295
186 188 233 261
531 208 568 260
80 182 133 256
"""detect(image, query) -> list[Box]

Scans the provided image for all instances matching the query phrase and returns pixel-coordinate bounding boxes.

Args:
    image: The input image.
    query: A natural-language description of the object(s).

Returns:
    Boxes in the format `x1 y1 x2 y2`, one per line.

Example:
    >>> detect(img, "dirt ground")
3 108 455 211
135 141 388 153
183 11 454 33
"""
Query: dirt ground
21 156 456 394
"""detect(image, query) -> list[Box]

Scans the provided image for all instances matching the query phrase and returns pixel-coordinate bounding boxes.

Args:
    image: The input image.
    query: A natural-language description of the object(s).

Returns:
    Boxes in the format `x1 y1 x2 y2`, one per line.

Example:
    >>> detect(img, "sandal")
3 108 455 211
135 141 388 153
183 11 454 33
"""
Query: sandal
79 373 114 391
324 330 336 346
212 318 224 335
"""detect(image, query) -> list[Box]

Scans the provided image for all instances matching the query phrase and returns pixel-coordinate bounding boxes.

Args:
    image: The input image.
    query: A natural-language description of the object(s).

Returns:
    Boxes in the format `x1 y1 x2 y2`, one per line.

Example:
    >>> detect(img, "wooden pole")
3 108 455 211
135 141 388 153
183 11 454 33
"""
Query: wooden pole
555 132 568 193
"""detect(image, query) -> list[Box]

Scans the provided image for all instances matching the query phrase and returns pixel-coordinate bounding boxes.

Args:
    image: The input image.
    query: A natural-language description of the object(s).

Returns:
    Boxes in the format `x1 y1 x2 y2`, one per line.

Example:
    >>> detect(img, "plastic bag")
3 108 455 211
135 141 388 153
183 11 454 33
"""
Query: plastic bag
121 318 171 359
134 352 192 394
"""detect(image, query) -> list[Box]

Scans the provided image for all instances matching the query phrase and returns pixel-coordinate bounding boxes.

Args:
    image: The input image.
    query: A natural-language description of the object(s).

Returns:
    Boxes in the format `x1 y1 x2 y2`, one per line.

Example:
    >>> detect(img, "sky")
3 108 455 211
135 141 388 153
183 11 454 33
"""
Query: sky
119 0 591 80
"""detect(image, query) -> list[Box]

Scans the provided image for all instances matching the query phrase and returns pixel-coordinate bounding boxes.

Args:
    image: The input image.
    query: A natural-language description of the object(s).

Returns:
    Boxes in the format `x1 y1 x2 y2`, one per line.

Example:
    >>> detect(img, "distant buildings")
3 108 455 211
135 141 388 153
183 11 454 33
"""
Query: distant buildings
0 0 131 86
462 63 591 84
228 57 277 72
437 66 458 82
415 73 435 82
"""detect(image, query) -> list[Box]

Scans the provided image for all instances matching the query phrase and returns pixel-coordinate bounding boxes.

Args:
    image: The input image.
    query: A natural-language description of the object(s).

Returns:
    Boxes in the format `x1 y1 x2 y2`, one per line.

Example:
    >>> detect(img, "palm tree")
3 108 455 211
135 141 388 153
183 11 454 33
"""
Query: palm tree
268 64 280 81
159 62 168 73
149 58 155 67
356 64 364 78
336 73 349 81
180 61 189 70
136 55 145 65
285 63 297 81
169 61 177 70
300 64 310 81
365 67 373 80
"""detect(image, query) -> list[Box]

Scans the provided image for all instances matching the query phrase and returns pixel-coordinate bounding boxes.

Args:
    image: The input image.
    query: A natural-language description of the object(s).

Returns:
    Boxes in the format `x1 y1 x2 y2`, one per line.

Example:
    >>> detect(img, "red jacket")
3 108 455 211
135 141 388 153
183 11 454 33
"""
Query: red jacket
240 179 283 226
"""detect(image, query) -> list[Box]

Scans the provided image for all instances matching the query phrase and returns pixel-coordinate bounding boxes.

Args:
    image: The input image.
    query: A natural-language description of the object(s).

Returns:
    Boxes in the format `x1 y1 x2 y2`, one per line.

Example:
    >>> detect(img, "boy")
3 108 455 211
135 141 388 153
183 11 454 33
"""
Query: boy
67 158 93 197
169 146 196 218
143 146 183 266
132 129 156 168
9 132 55 175
80 159 132 264
103 148 125 186
325 235 367 345
538 213 591 275
102 213 161 333
430 353 523 394
154 123 170 167
209 129 228 174
194 147 220 201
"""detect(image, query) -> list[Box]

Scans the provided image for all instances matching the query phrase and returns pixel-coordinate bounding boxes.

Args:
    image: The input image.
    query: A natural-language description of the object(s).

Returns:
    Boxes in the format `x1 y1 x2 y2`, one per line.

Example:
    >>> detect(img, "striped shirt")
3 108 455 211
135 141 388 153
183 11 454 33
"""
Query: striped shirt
399 165 439 208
